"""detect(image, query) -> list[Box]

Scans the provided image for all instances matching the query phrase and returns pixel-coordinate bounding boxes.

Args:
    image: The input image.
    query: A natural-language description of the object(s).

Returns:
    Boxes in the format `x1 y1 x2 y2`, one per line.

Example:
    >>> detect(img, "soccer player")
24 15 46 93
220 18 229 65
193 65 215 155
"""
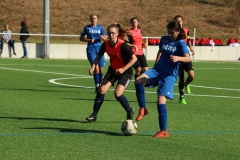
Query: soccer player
135 20 190 138
174 15 195 104
127 17 148 121
86 23 137 122
80 14 107 93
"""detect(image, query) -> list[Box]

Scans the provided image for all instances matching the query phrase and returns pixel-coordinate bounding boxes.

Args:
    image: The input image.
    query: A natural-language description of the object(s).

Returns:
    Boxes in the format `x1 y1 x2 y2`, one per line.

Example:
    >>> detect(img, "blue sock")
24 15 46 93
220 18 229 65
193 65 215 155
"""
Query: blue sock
157 104 167 130
135 83 146 108
116 95 132 113
94 73 100 87
92 93 105 116
99 73 103 85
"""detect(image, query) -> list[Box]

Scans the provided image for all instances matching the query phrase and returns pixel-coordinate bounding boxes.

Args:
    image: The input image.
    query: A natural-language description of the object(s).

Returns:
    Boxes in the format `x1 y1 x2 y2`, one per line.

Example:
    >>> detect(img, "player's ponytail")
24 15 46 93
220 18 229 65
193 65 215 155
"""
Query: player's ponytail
108 23 129 42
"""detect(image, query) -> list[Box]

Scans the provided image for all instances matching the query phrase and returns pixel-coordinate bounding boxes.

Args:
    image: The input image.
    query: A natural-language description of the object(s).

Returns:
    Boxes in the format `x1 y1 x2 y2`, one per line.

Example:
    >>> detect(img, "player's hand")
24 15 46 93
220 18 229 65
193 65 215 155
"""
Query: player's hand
134 45 139 52
115 68 124 75
170 55 179 63
89 67 95 75
90 39 95 43
190 48 195 55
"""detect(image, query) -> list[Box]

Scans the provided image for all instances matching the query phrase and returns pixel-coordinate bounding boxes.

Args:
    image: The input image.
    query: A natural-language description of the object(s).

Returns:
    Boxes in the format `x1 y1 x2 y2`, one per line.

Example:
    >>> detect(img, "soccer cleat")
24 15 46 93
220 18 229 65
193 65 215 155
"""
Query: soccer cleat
13 52 17 55
127 108 134 120
153 130 169 138
179 98 187 104
185 85 191 94
86 115 97 122
136 108 148 121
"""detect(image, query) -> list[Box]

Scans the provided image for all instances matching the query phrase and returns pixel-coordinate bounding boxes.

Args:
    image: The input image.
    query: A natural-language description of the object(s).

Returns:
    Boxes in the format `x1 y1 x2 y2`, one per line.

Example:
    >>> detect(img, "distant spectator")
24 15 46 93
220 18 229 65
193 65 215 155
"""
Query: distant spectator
20 21 30 58
0 24 16 57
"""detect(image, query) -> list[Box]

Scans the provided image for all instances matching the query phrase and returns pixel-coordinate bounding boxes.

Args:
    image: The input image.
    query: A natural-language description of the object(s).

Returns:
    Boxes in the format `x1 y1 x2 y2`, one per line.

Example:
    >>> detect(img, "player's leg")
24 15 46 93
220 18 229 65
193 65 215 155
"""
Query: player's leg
86 68 114 122
115 73 134 120
178 63 187 104
184 61 194 94
154 78 174 138
97 47 106 92
86 47 100 93
135 55 149 121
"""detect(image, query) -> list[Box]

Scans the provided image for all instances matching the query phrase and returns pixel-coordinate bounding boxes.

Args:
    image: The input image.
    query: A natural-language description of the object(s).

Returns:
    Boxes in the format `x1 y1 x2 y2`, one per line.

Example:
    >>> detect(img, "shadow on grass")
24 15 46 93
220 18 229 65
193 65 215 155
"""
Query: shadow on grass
22 127 123 136
0 116 122 124
0 116 80 123
61 97 139 103
0 87 78 93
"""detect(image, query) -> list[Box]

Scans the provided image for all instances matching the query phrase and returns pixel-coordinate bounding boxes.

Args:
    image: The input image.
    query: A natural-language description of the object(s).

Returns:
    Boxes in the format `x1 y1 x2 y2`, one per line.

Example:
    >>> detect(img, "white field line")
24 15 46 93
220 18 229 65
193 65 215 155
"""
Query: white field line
0 66 90 77
49 77 240 99
1 66 240 99
0 64 89 67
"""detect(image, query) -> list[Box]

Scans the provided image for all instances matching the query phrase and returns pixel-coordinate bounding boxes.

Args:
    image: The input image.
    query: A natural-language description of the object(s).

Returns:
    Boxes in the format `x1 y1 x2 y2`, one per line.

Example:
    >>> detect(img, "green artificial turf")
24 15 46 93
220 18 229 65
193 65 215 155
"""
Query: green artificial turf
0 59 239 159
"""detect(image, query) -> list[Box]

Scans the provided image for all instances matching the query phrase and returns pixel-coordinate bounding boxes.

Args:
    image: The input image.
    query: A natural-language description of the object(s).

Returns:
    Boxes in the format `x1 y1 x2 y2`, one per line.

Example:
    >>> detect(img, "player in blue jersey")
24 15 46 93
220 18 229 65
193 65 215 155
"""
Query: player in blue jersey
80 14 107 93
135 20 190 138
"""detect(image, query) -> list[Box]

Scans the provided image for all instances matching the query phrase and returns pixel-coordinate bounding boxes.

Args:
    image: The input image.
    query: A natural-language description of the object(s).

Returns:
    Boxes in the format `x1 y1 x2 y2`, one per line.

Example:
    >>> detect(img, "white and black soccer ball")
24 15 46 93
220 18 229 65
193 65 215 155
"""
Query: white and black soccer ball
121 120 138 136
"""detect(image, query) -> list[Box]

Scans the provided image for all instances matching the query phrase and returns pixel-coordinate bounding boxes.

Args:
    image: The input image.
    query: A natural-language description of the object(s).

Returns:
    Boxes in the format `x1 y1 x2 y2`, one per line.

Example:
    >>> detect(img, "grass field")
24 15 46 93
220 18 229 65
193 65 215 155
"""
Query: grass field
0 58 240 159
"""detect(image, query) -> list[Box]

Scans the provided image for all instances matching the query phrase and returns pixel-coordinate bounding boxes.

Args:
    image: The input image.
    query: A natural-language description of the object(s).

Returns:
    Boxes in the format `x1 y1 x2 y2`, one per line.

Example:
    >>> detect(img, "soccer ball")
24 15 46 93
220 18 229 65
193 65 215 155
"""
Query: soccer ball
121 120 138 136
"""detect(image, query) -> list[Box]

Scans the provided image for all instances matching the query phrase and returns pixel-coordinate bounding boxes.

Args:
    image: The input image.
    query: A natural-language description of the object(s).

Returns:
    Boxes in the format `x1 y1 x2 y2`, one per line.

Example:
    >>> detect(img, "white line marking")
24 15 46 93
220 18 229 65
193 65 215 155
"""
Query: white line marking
0 67 90 77
1 66 239 99
49 77 240 99
188 85 240 91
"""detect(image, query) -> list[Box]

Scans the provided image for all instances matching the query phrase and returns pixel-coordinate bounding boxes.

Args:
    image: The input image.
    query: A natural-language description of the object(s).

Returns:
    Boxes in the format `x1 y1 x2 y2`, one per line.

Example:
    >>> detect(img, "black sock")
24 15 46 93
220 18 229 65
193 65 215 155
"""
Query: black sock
92 93 105 116
179 83 184 99
185 77 193 86
115 95 132 113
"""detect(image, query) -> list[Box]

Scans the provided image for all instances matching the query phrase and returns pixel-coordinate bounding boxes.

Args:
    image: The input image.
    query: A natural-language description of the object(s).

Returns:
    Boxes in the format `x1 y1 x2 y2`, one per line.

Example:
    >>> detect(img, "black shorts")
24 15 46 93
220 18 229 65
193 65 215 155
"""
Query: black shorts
178 61 194 81
132 54 148 69
181 61 194 72
104 67 133 87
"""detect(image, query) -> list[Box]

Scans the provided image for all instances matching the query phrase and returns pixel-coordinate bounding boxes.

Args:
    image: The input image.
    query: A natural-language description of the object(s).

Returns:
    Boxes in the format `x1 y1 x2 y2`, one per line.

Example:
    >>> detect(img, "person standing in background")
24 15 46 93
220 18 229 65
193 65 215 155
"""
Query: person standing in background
0 24 16 57
80 14 108 93
20 21 30 58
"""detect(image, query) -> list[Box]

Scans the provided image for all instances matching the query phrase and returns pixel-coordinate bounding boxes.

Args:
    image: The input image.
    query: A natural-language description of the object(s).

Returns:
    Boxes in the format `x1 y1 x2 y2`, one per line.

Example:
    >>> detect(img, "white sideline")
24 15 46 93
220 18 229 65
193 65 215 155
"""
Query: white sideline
0 66 240 99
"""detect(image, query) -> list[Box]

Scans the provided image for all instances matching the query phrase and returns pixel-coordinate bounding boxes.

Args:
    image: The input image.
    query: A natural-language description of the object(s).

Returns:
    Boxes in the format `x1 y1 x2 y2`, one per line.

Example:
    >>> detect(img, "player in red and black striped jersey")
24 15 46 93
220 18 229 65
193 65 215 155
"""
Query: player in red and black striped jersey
86 23 137 122
174 15 195 105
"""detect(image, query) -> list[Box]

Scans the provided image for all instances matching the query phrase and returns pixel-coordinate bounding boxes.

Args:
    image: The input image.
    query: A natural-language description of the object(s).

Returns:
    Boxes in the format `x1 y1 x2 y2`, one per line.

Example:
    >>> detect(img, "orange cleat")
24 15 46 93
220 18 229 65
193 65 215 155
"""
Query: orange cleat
136 108 148 121
154 130 169 138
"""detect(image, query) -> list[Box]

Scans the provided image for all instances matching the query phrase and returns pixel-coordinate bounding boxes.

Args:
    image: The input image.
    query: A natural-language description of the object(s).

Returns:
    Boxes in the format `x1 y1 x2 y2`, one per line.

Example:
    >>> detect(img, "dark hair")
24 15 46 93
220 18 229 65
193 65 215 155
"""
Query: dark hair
174 15 183 21
167 20 185 40
90 14 98 19
107 23 129 42
21 21 27 27
130 17 141 29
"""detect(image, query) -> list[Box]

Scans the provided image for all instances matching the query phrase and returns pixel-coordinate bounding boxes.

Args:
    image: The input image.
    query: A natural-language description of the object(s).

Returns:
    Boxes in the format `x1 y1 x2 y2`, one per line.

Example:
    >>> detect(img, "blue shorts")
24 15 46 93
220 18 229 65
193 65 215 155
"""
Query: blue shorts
87 47 106 68
145 69 175 100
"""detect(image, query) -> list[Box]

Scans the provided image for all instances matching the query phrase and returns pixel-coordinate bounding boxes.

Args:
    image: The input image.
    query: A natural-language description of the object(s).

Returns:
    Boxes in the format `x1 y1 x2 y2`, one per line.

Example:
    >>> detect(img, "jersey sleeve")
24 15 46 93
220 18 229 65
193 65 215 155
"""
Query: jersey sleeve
100 26 106 36
121 42 134 57
80 26 88 36
98 42 106 57
128 34 133 44
178 40 189 56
